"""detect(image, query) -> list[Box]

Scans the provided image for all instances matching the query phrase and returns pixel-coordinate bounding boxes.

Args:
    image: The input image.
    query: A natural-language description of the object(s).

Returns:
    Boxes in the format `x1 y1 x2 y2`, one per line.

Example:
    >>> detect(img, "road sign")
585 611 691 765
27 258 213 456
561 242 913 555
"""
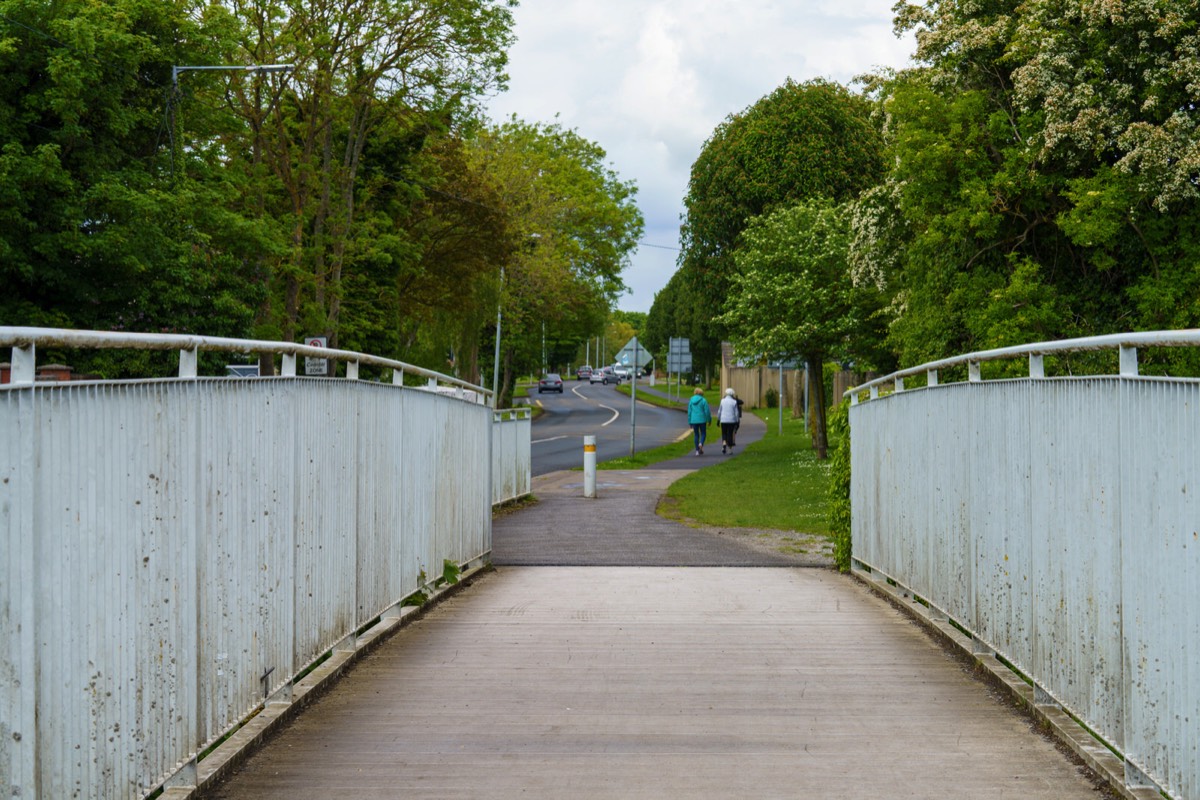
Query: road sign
305 337 328 376
615 337 652 369
667 337 691 373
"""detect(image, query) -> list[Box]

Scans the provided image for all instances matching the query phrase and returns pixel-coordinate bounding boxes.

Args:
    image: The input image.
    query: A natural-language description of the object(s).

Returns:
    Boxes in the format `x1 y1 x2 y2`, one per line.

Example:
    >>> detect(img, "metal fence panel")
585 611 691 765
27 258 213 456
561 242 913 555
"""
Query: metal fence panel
1027 379 1124 747
968 382 1035 672
0 391 36 797
851 372 1198 800
492 411 531 506
1119 379 1200 799
0 375 500 799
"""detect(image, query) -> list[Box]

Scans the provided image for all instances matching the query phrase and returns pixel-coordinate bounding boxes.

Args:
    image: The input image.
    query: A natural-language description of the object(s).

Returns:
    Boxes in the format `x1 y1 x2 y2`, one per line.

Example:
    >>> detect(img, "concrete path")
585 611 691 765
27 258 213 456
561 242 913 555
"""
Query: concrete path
206 432 1111 799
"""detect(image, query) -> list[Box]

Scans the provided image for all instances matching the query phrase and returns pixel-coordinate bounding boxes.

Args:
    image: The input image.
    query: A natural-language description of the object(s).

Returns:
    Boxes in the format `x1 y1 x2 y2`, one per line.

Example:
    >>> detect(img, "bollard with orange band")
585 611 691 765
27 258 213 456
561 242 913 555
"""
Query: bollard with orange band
583 435 597 498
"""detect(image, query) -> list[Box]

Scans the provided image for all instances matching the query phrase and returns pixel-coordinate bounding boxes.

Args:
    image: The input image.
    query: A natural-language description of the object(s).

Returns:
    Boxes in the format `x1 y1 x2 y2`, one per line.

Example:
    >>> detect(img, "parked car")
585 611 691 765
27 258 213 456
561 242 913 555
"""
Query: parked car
589 366 619 385
537 373 564 393
611 364 631 380
576 365 593 380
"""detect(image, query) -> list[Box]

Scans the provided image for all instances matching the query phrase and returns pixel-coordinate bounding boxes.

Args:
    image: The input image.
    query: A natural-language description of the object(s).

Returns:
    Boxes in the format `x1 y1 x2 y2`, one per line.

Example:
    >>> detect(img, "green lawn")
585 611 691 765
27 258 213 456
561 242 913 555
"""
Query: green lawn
659 407 831 535
596 434 693 470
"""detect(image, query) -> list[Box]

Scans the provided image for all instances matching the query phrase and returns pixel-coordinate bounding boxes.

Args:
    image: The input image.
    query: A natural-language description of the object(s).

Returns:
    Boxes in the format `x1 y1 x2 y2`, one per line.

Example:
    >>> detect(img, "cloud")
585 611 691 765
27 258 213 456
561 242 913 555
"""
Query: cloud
487 0 916 312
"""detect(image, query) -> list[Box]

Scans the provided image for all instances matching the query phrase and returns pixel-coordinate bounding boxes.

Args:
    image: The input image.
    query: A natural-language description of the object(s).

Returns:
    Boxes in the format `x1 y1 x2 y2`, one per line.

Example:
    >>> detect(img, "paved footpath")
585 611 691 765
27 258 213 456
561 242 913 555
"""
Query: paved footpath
207 444 1112 799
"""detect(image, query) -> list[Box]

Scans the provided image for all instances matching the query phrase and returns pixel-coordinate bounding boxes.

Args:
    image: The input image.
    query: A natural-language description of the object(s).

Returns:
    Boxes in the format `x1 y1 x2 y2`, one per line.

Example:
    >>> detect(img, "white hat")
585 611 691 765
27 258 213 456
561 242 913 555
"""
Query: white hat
725 388 734 396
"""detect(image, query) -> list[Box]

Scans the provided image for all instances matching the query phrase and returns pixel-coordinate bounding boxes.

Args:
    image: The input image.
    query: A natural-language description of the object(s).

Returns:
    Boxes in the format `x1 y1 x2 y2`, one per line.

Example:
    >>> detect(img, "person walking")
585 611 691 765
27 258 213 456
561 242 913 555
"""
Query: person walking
718 388 740 454
687 387 712 455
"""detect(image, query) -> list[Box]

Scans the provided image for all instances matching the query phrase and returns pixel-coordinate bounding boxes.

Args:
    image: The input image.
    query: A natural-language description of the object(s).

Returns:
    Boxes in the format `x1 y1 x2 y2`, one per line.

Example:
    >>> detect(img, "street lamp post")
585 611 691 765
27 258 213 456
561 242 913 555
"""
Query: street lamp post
492 266 504 407
169 63 292 181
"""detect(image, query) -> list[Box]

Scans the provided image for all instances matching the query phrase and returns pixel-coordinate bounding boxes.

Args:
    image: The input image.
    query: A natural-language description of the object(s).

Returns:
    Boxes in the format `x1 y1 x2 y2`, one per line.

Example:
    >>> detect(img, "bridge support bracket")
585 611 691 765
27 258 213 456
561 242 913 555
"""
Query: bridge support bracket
1033 684 1058 708
164 757 198 790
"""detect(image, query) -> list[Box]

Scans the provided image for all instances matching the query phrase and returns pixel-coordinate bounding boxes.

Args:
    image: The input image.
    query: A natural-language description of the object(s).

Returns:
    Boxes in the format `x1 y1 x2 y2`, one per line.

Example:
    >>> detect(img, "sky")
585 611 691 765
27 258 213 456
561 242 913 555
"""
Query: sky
484 0 919 313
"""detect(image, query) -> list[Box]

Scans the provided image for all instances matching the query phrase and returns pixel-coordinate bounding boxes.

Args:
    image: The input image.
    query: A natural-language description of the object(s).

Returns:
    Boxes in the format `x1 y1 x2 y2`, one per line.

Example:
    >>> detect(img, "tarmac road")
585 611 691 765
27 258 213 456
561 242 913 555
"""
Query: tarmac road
528 379 685 475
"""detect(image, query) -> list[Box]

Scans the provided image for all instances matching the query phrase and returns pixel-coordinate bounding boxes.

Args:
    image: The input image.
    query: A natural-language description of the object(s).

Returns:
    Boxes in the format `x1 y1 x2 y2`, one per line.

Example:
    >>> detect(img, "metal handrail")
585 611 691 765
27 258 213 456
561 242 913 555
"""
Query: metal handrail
845 329 1200 402
0 326 490 401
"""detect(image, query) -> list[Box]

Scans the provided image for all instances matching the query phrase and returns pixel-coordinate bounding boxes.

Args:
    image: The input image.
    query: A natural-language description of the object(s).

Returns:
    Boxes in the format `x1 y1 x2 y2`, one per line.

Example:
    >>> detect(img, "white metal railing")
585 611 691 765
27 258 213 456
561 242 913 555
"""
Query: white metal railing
845 329 1200 401
0 326 492 398
847 331 1200 800
492 408 532 505
0 328 530 800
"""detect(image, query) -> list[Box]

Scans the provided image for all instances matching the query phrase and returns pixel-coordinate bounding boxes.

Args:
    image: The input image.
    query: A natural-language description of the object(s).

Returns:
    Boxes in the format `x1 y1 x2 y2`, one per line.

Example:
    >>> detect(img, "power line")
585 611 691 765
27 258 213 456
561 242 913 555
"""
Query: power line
638 241 680 251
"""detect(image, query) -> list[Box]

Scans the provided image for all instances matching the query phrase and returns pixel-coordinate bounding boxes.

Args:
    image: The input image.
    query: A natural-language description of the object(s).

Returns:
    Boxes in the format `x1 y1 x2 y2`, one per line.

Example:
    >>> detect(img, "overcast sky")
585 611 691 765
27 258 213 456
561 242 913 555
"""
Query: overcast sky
484 0 918 314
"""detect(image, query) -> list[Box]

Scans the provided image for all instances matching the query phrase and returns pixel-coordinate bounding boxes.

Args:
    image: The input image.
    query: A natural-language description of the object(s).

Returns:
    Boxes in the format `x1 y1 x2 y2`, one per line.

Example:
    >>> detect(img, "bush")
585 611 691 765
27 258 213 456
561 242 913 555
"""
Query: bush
827 399 852 572
764 386 778 408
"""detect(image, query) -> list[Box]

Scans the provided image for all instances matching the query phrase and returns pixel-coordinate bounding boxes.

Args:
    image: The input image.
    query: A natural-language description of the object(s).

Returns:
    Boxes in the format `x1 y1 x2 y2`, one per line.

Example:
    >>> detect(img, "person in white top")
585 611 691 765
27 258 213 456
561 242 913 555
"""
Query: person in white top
717 388 741 454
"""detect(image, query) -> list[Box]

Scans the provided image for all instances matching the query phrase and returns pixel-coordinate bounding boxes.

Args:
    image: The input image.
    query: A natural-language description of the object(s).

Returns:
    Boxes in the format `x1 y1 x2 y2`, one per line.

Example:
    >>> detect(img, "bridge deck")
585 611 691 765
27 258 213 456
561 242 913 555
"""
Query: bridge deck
209 488 1108 799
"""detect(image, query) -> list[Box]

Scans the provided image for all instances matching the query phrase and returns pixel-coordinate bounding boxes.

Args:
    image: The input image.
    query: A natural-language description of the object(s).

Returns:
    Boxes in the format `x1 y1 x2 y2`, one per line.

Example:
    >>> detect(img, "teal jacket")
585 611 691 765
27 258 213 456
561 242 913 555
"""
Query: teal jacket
687 394 711 425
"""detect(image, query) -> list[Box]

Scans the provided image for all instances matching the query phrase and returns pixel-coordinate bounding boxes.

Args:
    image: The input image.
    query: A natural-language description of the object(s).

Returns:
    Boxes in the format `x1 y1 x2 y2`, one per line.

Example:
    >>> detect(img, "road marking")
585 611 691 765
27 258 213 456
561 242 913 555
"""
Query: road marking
532 435 570 445
572 383 620 426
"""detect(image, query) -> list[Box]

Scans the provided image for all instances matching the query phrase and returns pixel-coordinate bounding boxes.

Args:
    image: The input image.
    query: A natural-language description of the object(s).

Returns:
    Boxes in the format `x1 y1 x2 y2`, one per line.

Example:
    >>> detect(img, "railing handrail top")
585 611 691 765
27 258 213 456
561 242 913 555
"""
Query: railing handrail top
846 329 1200 397
0 326 488 396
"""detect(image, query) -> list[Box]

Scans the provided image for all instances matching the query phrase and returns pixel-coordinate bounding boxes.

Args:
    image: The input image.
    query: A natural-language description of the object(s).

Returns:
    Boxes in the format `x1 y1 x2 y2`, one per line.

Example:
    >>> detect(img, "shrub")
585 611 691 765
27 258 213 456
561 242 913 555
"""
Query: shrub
827 399 852 572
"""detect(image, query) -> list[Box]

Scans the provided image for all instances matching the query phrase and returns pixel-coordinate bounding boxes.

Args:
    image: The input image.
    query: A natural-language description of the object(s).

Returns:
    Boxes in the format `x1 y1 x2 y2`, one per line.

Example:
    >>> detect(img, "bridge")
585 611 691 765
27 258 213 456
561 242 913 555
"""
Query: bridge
1 328 1196 799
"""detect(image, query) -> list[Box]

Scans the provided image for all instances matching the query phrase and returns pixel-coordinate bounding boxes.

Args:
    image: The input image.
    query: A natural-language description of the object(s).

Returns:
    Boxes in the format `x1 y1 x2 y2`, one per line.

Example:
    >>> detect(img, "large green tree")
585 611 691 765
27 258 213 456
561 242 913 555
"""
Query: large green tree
865 0 1200 368
719 200 863 458
0 0 269 368
469 118 643 405
676 78 885 372
217 0 517 349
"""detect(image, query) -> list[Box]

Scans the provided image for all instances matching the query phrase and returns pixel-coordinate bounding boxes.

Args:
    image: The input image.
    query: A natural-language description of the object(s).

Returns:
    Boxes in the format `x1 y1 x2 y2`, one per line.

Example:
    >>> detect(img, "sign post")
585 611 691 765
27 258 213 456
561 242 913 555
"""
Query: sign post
668 338 692 402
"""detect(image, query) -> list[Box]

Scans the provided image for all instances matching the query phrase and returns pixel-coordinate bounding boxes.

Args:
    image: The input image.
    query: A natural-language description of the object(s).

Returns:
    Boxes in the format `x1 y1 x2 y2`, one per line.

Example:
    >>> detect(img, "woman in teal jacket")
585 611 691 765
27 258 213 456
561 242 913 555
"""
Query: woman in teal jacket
687 387 712 455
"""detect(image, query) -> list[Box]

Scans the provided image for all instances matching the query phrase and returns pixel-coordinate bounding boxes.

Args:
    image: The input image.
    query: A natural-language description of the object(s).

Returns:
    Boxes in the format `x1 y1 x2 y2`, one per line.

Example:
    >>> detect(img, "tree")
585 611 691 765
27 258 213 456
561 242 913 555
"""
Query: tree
469 118 643 405
676 78 885 370
719 200 861 458
218 0 517 348
0 0 268 371
865 1 1200 369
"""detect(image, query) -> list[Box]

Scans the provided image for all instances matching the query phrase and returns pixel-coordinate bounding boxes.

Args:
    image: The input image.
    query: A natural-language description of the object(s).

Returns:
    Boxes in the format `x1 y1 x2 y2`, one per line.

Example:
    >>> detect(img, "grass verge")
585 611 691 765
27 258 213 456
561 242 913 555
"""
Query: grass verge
596 433 693 470
659 407 831 535
613 382 693 410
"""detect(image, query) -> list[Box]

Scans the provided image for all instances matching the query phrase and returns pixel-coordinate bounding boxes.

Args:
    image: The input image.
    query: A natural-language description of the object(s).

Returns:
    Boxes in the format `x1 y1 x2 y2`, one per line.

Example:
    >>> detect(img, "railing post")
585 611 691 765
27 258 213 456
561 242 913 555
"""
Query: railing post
179 347 198 378
895 376 905 393
968 361 981 382
392 368 404 386
1029 354 1044 378
1119 345 1138 376
347 361 359 381
927 369 938 387
282 353 297 377
10 342 35 385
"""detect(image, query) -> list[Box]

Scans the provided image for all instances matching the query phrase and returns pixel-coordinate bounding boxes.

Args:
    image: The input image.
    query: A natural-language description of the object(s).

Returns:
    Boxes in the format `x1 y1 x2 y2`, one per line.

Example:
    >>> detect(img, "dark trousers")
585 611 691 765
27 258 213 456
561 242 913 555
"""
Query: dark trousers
721 422 737 447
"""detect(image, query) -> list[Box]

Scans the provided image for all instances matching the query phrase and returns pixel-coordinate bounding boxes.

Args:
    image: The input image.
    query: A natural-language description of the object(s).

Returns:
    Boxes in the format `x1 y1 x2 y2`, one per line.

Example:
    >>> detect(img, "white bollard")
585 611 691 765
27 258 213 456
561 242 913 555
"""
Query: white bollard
583 435 597 498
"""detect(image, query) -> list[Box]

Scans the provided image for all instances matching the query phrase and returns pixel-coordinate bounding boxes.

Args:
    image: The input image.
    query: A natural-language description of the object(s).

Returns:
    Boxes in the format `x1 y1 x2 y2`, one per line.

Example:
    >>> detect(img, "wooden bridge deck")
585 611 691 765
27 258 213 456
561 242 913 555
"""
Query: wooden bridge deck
207 566 1109 799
